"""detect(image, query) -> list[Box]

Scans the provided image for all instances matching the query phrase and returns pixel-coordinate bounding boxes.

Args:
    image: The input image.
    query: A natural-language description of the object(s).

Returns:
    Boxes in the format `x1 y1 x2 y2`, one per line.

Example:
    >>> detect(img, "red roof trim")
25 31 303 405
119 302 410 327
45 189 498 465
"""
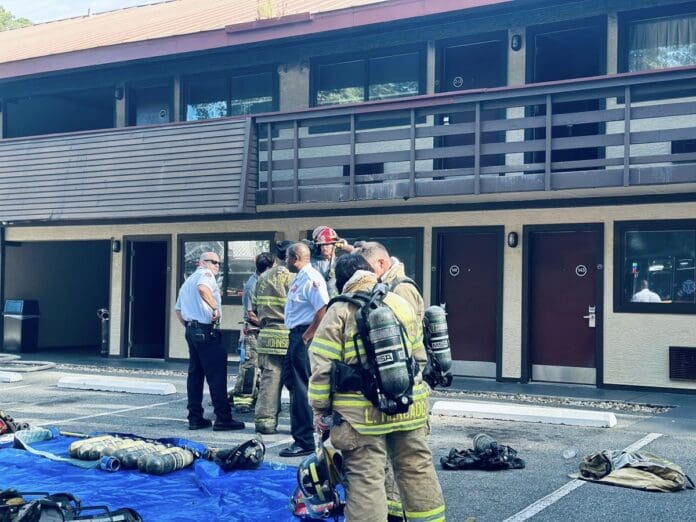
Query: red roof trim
0 0 514 80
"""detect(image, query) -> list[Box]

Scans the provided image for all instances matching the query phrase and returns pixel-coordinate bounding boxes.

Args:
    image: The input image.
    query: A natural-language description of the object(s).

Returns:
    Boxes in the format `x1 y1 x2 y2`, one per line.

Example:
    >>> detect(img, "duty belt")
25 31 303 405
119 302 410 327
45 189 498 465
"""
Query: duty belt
186 320 212 328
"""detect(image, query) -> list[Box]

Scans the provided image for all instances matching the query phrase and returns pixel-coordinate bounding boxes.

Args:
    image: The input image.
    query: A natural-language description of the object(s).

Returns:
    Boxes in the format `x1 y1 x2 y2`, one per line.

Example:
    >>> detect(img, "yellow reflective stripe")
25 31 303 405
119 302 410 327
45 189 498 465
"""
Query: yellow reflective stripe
258 329 289 337
344 339 365 359
387 500 404 517
256 347 288 355
255 296 287 305
308 382 331 401
353 417 427 435
405 505 445 522
412 383 429 400
310 337 343 360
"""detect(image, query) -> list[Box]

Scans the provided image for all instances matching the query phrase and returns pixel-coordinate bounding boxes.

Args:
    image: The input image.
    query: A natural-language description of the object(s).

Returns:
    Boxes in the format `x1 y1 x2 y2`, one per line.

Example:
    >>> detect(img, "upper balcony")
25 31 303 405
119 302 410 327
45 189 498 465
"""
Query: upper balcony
255 66 696 206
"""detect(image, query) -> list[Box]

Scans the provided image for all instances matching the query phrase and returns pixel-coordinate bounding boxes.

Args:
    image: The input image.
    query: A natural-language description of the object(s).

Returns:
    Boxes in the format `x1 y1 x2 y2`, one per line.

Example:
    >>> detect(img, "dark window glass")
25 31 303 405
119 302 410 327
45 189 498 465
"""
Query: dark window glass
182 238 270 303
316 60 365 106
185 76 228 121
128 84 171 126
368 52 420 101
230 72 274 116
620 227 696 308
628 14 696 71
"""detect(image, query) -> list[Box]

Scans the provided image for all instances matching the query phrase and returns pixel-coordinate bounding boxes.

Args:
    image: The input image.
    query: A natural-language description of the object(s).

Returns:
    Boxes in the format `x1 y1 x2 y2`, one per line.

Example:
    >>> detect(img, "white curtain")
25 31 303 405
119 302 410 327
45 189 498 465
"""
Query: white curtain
629 15 696 71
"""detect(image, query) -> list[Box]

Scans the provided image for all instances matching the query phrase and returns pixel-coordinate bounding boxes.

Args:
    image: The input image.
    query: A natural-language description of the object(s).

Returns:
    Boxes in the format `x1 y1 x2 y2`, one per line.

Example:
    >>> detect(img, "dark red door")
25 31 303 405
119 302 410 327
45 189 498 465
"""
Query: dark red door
528 230 600 384
435 229 500 377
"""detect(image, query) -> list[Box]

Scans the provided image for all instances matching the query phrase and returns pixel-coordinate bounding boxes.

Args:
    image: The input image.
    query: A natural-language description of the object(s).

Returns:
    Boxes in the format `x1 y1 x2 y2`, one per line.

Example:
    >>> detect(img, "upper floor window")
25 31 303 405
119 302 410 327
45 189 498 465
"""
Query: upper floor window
184 69 276 121
179 234 274 304
614 220 696 314
621 4 696 72
312 47 424 107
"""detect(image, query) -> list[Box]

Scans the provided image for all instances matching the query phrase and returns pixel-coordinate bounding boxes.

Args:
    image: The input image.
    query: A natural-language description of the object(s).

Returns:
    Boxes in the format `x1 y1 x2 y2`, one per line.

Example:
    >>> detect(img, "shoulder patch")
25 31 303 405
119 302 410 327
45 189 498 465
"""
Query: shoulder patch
203 271 213 277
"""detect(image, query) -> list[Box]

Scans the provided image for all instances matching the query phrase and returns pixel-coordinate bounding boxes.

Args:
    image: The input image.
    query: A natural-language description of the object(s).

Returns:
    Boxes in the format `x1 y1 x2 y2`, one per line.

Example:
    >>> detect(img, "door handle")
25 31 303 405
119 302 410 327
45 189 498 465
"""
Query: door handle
582 305 596 328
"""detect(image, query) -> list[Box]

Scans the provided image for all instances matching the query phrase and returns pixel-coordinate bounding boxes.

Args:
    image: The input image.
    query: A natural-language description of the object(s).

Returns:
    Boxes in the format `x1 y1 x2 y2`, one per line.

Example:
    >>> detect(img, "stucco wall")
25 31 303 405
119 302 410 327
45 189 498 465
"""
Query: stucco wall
7 198 695 390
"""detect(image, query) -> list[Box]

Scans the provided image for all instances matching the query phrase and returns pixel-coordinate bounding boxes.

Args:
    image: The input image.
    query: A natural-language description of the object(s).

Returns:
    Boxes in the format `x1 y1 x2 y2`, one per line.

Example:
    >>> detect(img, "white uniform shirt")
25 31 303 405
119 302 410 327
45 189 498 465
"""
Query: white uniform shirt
285 264 329 329
631 288 662 303
175 267 221 323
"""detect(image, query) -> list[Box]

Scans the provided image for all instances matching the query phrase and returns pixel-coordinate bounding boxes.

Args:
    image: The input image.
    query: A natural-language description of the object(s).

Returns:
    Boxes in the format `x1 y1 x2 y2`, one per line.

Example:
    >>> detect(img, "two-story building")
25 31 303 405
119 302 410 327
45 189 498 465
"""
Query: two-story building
1 0 694 392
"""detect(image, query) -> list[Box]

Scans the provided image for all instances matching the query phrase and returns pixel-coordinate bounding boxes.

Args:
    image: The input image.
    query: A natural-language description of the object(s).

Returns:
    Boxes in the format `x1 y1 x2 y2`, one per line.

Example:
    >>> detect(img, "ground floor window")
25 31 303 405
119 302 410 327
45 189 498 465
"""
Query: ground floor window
179 234 273 303
614 220 696 313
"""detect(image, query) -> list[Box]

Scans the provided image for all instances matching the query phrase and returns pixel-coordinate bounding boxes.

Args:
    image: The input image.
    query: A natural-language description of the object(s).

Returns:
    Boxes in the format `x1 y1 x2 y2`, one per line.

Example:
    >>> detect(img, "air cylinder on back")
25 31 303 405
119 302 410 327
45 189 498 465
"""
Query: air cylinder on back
423 306 453 387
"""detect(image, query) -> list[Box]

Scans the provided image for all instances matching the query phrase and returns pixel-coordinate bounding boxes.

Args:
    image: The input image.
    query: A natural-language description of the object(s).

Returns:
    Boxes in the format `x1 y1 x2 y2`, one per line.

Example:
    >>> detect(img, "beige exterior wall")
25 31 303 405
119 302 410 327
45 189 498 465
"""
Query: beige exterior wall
7 198 695 390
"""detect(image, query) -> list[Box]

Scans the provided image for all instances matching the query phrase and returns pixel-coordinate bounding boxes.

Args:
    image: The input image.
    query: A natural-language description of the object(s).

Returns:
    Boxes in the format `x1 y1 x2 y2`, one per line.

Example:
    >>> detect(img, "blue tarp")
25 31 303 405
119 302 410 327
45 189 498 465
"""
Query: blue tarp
0 432 299 521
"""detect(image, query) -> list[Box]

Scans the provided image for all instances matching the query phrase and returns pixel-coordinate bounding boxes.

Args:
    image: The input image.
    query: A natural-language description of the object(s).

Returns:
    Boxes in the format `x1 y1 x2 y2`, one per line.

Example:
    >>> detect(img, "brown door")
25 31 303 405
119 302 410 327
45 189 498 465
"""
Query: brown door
434 228 502 377
438 36 507 170
527 229 602 384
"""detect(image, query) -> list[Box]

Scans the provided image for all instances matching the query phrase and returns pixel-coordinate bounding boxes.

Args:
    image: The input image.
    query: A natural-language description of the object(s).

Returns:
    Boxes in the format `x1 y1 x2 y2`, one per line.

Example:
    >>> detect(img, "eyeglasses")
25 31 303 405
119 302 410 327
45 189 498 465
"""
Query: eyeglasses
203 259 220 265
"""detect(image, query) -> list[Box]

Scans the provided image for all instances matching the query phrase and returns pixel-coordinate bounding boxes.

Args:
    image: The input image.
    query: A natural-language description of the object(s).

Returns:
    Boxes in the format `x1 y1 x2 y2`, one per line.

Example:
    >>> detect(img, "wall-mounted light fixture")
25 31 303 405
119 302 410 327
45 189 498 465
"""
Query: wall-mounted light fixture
507 232 519 248
111 239 121 253
511 34 523 52
114 87 124 100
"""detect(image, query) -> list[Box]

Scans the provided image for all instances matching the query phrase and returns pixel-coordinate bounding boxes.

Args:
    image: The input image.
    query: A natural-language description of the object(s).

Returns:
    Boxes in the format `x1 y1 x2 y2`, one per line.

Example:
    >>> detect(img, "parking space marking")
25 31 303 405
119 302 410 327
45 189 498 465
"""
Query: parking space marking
0 384 31 391
35 397 187 426
502 432 663 522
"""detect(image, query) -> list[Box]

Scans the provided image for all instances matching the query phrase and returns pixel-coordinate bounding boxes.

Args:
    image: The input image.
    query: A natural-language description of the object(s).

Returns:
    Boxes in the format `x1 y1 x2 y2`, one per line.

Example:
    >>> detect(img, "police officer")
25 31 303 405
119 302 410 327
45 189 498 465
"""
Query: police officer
280 242 329 457
308 254 445 522
358 241 425 521
310 226 354 298
254 241 295 435
230 252 275 413
175 252 245 431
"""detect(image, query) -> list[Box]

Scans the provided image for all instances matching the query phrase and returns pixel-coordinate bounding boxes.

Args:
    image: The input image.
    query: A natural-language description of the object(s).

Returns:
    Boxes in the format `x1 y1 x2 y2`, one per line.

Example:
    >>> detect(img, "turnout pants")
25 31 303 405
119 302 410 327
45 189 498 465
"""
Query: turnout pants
255 352 285 433
231 331 259 410
330 423 445 522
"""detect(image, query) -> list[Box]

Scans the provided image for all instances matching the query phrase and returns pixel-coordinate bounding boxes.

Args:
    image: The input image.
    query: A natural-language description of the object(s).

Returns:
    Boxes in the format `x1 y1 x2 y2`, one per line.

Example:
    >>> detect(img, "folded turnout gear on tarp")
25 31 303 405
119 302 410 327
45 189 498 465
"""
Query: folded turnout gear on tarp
0 489 142 522
570 450 695 492
440 433 525 471
0 430 300 521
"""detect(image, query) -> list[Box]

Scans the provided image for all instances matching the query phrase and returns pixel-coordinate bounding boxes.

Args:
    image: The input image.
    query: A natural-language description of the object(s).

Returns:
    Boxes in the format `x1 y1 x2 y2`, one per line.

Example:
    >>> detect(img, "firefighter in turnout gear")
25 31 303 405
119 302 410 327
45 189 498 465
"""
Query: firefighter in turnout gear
311 226 354 298
358 241 425 521
254 241 295 434
231 252 274 412
308 254 445 522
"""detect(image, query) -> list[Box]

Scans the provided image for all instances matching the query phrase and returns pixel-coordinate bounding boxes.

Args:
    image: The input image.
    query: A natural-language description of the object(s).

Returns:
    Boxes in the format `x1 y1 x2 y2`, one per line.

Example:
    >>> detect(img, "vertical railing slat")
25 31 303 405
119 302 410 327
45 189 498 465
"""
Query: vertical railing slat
474 102 481 195
350 114 356 200
409 109 416 198
267 123 273 204
293 120 299 203
545 95 552 191
623 87 631 187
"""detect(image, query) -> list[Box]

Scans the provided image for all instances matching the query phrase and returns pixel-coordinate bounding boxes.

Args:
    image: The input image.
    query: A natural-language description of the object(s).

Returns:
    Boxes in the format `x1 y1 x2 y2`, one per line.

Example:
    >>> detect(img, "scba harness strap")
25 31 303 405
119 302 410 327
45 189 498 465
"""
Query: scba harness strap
328 284 416 416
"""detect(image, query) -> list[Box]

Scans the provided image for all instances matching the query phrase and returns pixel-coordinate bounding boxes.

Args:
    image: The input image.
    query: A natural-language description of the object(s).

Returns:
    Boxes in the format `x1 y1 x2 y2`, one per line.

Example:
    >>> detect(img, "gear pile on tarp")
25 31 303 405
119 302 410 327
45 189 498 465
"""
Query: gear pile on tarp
0 428 301 521
571 450 695 492
440 433 525 471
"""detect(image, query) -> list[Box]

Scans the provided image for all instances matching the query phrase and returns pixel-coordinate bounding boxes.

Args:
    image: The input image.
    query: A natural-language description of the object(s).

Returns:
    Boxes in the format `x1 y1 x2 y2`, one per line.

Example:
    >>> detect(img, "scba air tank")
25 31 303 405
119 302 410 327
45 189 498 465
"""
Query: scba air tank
367 304 412 411
424 306 453 383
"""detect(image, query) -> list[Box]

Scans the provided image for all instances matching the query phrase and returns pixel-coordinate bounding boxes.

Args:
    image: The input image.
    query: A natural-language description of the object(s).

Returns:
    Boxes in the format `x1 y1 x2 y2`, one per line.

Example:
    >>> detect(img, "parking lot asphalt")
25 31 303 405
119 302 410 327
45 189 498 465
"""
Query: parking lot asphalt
3 350 696 521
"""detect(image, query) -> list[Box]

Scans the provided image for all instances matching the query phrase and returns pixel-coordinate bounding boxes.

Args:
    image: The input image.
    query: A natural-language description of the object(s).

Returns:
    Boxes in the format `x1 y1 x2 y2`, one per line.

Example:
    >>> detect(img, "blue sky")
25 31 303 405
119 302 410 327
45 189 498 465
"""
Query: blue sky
2 0 163 24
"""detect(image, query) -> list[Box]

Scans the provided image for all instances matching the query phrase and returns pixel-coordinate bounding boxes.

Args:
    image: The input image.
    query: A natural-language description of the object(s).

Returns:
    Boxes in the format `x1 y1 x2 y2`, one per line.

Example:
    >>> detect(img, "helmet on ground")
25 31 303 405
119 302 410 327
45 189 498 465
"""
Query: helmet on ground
295 442 344 515
213 438 265 471
290 485 343 520
312 226 339 246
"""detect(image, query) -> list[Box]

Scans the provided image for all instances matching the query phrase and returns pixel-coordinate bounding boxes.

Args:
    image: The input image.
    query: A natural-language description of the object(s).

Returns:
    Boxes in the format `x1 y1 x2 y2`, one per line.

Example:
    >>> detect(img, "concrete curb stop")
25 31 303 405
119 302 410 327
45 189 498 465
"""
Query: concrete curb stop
57 375 176 395
432 400 618 428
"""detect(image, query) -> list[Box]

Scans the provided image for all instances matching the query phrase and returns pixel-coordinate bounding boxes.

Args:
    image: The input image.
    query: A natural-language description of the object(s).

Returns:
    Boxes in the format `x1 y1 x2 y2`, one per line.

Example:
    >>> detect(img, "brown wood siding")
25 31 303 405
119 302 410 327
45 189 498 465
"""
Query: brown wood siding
0 118 252 222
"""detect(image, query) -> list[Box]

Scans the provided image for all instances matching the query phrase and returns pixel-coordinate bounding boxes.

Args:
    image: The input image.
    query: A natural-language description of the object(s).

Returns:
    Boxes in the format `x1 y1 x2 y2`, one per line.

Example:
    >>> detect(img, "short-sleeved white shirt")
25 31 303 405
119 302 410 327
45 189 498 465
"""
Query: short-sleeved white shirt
285 264 329 329
175 267 221 323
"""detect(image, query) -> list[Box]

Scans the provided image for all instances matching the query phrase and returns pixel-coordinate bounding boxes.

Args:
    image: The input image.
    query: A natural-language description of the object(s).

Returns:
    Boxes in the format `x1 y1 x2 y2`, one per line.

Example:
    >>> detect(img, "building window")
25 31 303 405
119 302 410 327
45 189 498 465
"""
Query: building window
614 220 696 314
312 48 424 107
179 234 273 303
184 70 276 121
310 228 423 287
621 5 696 72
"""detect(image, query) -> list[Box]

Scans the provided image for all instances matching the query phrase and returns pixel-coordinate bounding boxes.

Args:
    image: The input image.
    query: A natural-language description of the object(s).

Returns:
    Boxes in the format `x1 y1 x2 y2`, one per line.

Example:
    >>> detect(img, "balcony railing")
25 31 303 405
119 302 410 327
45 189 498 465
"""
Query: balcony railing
255 67 696 204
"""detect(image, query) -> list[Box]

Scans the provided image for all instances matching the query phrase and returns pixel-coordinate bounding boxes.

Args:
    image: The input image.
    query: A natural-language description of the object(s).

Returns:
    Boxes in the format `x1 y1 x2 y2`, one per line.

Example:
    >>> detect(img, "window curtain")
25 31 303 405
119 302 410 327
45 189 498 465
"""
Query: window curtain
629 15 696 71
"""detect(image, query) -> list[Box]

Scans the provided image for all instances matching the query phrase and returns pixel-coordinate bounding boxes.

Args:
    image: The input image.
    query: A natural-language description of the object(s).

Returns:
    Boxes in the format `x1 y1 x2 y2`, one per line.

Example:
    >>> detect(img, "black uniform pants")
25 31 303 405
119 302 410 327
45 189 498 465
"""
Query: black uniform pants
288 325 314 449
185 323 232 423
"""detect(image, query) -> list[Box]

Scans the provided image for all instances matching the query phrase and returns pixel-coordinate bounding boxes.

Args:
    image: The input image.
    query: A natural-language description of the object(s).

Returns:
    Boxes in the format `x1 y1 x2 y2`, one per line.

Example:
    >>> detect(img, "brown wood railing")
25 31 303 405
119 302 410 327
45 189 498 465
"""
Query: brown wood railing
255 67 696 204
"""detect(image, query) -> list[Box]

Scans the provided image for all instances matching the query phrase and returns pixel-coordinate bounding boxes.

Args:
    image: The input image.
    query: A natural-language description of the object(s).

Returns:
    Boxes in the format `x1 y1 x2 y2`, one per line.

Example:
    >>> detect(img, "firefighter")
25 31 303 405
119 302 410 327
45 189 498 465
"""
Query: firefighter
308 254 445 522
310 225 354 298
230 252 274 413
254 241 295 434
357 241 425 521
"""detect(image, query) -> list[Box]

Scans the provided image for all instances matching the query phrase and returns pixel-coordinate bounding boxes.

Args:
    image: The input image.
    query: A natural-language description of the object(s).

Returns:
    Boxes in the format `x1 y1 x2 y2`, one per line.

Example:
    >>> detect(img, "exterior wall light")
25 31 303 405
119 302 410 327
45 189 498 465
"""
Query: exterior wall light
507 232 519 248
111 239 121 253
511 34 523 52
114 87 124 100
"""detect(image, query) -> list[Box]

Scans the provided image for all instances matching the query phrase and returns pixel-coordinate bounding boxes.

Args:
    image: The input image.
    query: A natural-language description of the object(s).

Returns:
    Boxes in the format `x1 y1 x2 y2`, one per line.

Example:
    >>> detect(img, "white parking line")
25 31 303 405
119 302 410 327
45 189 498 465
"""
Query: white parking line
0 384 32 391
502 432 663 522
35 398 187 426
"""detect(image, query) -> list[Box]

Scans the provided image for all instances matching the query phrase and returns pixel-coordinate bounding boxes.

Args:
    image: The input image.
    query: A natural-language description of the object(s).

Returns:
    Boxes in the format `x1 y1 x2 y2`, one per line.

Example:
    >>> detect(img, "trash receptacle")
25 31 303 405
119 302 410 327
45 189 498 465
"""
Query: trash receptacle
3 300 40 353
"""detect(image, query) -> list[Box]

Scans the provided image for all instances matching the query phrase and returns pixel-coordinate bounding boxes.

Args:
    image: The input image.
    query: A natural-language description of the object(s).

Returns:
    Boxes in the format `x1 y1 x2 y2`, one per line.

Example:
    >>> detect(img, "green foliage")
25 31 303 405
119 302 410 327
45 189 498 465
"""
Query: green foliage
0 6 32 31
256 0 286 20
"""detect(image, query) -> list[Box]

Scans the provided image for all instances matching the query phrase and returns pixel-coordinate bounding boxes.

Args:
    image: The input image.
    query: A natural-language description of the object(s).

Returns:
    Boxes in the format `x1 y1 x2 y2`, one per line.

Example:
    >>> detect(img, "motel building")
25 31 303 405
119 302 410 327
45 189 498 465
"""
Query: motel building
0 0 694 392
